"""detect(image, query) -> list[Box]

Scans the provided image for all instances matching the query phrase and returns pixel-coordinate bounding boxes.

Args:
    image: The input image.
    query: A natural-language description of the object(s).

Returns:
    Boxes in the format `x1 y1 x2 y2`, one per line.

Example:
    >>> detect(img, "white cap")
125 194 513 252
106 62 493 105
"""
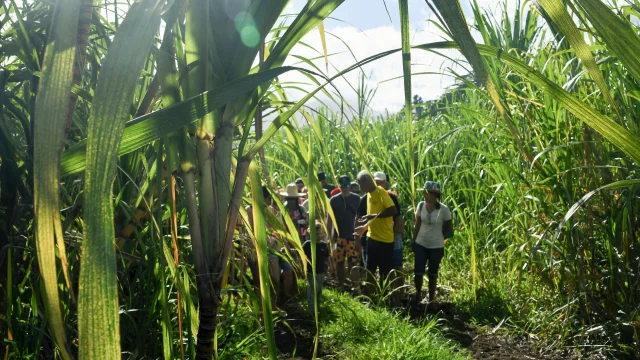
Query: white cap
373 172 386 181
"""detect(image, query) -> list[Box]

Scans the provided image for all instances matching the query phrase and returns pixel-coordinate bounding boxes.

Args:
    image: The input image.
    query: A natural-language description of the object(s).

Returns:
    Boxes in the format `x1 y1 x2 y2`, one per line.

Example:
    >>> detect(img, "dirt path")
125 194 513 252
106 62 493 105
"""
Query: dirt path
273 302 331 360
272 280 605 359
407 301 590 360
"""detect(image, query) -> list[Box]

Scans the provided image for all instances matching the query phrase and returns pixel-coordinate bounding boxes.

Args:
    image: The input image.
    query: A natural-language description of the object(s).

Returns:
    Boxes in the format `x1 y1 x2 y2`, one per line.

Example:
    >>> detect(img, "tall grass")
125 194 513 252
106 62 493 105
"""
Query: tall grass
2 0 347 358
264 1 640 356
318 290 465 360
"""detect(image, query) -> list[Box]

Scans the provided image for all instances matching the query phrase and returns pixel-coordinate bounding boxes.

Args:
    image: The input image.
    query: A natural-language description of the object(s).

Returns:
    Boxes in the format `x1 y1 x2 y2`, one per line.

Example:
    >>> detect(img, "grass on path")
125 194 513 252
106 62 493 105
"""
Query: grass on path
274 286 468 360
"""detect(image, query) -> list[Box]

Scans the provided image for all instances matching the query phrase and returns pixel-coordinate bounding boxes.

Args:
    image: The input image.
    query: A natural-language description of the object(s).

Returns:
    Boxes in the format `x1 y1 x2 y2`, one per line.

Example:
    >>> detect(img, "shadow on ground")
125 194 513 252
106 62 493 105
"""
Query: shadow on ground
274 300 338 360
403 286 606 360
272 278 607 360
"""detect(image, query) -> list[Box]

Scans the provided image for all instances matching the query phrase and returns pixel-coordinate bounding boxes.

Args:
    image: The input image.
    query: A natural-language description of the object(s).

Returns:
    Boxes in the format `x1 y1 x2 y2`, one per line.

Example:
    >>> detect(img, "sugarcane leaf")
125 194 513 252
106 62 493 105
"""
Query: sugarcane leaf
224 0 289 80
430 0 532 165
247 47 400 157
228 0 346 134
260 0 345 72
8 0 40 70
79 0 163 358
32 0 79 358
60 66 314 177
536 0 619 117
415 41 640 165
247 160 277 360
305 133 320 358
318 21 329 72
552 179 640 249
574 0 640 84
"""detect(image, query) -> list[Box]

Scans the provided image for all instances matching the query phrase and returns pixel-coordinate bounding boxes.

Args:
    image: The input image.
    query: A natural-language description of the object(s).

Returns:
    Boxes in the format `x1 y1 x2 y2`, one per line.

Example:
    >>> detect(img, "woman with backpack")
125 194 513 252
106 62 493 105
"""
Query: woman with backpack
411 181 454 309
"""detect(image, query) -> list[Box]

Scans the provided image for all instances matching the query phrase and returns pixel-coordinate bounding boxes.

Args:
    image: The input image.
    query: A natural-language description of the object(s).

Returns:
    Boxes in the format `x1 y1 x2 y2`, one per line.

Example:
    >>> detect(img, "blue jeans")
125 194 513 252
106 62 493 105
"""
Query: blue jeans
306 272 325 312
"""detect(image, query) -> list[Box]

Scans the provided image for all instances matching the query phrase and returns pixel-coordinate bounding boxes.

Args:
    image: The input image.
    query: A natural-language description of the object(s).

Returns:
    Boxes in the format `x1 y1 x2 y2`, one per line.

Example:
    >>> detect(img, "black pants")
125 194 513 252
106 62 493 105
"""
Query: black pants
413 244 444 276
366 238 394 280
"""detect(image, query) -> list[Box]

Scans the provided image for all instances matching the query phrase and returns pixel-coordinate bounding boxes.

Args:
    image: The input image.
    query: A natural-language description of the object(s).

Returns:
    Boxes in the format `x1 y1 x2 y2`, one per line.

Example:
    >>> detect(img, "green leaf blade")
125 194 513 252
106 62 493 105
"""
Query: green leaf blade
78 0 163 357
60 66 306 177
415 41 640 165
32 0 80 358
537 0 619 116
575 0 640 84
247 161 277 360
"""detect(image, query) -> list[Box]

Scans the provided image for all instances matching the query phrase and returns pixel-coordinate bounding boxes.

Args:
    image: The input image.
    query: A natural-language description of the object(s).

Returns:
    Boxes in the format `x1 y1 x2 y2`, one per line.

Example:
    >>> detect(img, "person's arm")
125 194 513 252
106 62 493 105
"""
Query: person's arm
394 213 405 234
362 190 397 221
356 195 367 226
412 212 421 244
377 205 397 218
379 190 398 218
391 195 404 234
442 206 453 241
327 198 336 238
442 220 453 240
353 223 369 237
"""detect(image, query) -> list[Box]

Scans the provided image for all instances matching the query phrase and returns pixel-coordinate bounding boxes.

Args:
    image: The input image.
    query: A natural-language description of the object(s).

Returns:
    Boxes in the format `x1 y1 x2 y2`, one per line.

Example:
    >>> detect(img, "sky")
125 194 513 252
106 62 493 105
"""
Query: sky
87 0 518 116
279 0 518 115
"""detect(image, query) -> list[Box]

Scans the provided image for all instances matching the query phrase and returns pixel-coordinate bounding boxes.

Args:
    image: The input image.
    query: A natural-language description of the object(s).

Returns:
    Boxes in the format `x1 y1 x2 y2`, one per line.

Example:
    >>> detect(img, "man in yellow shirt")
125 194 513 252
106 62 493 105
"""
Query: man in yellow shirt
355 170 397 295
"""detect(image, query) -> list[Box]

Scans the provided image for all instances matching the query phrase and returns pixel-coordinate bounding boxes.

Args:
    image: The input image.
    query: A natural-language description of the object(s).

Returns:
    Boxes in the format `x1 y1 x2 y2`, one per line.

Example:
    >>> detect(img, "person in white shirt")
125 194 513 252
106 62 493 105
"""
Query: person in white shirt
411 181 454 309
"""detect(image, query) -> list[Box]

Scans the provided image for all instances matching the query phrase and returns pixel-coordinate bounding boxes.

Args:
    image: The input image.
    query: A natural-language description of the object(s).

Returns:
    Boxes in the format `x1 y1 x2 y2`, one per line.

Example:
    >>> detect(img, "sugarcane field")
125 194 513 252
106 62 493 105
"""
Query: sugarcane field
1 0 639 359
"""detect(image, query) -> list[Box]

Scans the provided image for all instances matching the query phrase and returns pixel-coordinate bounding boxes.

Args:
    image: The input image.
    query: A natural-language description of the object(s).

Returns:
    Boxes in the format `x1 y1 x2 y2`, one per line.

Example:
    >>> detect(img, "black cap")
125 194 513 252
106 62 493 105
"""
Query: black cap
338 175 351 188
317 172 326 181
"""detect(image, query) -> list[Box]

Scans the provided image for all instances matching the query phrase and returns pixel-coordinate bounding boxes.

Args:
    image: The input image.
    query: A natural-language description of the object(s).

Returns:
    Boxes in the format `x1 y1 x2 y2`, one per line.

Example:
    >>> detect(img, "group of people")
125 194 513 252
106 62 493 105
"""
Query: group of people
243 170 454 313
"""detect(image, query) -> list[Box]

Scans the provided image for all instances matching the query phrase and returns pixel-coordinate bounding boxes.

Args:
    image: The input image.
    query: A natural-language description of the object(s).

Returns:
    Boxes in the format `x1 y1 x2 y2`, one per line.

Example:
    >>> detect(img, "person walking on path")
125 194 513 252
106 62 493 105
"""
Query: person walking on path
329 175 362 294
355 171 397 295
280 184 308 303
356 190 368 277
243 186 282 308
317 171 336 198
295 178 305 193
373 172 405 305
303 222 330 314
350 181 360 196
411 181 453 310
295 178 307 205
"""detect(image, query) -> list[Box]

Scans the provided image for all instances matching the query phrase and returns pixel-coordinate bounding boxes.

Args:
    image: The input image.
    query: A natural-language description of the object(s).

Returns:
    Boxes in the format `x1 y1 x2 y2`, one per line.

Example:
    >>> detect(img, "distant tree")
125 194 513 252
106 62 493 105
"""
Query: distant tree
399 94 426 119
413 94 425 119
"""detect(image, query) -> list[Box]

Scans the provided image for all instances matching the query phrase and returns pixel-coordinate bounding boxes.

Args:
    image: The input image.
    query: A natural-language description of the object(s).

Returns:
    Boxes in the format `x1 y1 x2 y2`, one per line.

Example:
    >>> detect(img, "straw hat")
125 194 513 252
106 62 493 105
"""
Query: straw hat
280 183 305 198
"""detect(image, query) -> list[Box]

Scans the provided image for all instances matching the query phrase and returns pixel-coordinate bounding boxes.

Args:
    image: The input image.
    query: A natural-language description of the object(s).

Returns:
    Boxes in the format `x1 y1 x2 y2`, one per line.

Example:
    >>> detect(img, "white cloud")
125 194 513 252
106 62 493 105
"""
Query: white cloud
275 0 526 116
279 19 466 116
